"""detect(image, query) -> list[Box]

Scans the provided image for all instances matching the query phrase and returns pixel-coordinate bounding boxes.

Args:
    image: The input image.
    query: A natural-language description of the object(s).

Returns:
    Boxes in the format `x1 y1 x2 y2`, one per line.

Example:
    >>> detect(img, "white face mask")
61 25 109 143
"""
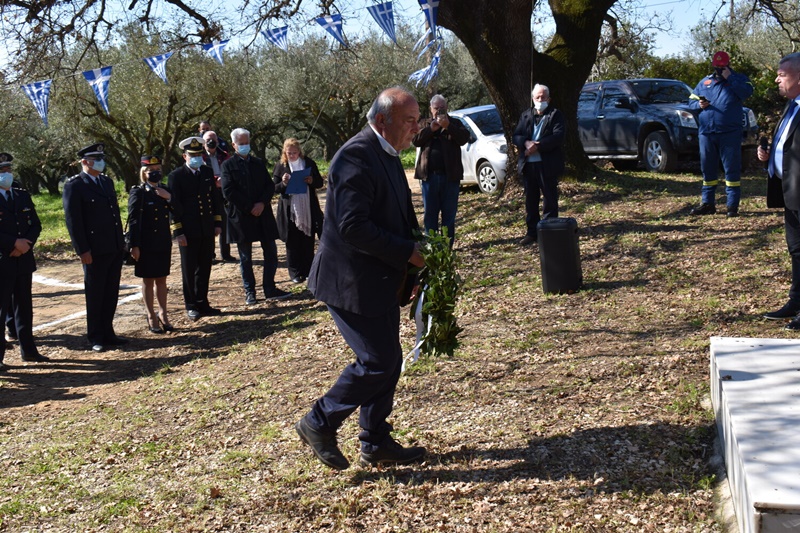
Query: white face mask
0 172 12 189
534 101 549 113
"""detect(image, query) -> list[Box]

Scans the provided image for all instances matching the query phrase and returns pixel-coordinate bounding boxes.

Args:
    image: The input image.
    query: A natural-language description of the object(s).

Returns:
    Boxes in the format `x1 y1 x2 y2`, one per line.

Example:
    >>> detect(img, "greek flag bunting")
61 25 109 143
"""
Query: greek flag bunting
418 0 439 37
202 40 229 65
408 50 440 87
82 66 113 115
21 79 53 126
316 14 347 47
143 52 173 84
366 2 396 44
261 26 289 51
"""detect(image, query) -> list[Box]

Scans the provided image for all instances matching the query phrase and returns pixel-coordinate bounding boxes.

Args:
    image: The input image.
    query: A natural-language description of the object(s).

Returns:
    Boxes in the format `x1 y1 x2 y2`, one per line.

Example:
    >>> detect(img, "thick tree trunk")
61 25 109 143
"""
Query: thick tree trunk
438 0 617 181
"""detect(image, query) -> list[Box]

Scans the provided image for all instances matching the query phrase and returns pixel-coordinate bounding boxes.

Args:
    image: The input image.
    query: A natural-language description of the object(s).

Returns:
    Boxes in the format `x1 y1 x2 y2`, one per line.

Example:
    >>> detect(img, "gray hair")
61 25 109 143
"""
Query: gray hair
531 83 550 99
230 128 250 144
430 94 447 107
367 86 414 125
780 53 800 73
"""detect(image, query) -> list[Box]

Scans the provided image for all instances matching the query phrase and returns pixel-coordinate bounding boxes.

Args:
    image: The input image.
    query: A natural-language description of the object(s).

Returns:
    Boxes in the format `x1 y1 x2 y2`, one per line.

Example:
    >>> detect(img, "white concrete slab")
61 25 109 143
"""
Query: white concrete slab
710 337 800 533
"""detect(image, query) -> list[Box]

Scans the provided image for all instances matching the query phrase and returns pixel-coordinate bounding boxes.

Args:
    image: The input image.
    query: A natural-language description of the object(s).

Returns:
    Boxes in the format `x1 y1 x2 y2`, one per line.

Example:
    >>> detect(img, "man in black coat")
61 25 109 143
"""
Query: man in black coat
0 153 47 371
512 83 566 245
295 87 426 470
63 143 127 352
221 128 290 305
760 52 800 329
168 137 222 320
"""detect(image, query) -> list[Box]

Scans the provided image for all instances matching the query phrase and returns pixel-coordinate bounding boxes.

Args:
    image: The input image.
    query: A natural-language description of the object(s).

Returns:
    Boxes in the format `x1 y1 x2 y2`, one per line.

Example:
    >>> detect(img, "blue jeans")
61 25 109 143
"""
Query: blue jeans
237 240 278 296
699 131 742 209
420 172 460 243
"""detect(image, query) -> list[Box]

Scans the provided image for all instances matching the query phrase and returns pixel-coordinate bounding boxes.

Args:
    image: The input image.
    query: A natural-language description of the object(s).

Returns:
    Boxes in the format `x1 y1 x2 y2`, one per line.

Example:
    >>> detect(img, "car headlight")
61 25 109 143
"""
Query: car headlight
489 139 507 154
676 110 698 128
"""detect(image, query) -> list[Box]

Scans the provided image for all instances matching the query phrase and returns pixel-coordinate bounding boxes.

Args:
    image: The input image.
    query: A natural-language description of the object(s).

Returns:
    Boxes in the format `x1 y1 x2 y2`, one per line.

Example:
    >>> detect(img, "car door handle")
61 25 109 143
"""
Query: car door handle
597 115 605 119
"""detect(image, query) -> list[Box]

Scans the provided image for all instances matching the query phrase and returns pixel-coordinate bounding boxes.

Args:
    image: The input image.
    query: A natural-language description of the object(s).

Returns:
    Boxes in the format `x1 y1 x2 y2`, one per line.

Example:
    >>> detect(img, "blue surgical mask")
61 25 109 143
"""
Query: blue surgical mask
91 159 106 173
188 156 204 170
0 172 12 189
236 144 251 157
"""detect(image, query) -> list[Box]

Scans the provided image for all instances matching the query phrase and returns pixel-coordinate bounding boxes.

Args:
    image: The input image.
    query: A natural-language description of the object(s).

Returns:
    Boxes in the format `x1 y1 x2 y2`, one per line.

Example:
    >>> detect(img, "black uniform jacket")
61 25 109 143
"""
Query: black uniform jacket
63 171 125 256
221 154 279 243
272 157 324 241
0 187 40 273
127 183 176 251
168 164 222 240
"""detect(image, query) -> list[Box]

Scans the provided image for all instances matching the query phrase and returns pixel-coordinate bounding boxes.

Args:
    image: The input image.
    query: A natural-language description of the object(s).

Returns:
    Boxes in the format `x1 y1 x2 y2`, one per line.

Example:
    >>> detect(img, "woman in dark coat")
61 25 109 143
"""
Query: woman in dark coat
128 155 176 333
272 138 324 283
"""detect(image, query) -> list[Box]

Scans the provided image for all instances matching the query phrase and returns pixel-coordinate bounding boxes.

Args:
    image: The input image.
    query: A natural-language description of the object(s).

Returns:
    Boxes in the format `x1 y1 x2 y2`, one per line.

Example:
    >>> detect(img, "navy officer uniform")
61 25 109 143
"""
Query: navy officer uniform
168 137 222 320
63 143 127 352
0 153 47 371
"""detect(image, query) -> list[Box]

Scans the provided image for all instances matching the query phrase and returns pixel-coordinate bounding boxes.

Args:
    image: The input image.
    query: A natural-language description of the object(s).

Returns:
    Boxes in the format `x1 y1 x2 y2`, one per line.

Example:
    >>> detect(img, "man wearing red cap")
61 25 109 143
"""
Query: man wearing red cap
689 51 753 217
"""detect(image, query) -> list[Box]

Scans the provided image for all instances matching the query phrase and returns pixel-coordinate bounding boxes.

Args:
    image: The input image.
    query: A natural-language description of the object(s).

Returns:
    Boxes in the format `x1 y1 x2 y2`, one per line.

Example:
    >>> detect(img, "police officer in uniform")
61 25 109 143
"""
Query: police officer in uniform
63 143 127 352
0 153 47 372
168 137 223 320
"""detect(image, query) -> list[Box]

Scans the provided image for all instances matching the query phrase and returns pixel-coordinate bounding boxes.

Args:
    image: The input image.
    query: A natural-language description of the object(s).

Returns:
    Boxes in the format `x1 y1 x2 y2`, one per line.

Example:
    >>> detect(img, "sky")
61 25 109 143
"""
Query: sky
643 0 721 56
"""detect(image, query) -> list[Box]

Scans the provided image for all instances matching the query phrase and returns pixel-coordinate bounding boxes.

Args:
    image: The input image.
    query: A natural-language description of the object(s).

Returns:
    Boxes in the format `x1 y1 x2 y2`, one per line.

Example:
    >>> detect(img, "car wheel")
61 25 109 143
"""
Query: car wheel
643 131 677 172
611 160 638 171
476 161 500 194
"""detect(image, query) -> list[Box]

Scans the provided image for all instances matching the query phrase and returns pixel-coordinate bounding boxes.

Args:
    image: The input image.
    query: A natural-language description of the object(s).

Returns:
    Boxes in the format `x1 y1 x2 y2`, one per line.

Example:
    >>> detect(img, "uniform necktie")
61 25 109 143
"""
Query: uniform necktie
770 100 798 177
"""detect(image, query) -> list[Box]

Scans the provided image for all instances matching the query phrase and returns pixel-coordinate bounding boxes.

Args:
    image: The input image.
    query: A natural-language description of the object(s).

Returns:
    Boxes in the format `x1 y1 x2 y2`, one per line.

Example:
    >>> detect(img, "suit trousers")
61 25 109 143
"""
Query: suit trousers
83 251 124 345
179 235 215 310
308 304 402 452
785 208 800 304
522 161 559 237
3 270 37 359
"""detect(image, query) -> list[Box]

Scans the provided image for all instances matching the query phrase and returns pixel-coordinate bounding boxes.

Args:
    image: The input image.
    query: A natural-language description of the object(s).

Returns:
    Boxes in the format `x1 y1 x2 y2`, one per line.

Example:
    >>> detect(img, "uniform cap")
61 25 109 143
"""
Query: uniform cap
77 142 105 158
140 155 161 166
0 152 13 168
179 137 205 154
712 51 730 67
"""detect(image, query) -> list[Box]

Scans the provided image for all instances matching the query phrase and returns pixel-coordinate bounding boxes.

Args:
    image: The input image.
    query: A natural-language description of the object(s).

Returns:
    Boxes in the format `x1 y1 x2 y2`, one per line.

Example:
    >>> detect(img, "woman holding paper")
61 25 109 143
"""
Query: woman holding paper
272 138 324 284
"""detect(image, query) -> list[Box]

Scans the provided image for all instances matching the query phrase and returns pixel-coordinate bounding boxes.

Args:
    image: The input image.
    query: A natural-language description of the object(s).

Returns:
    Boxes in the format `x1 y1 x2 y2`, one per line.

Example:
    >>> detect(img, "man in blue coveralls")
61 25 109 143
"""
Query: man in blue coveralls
689 51 753 218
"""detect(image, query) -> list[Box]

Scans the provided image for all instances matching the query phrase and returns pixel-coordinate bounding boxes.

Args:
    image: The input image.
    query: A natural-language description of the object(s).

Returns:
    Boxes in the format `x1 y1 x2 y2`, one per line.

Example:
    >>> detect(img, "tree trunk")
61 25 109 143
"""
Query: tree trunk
439 0 616 181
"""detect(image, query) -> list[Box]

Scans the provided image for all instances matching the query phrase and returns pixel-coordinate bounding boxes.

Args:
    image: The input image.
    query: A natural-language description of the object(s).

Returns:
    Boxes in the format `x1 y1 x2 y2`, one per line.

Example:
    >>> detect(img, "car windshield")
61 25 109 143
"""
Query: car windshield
629 81 691 103
465 109 504 135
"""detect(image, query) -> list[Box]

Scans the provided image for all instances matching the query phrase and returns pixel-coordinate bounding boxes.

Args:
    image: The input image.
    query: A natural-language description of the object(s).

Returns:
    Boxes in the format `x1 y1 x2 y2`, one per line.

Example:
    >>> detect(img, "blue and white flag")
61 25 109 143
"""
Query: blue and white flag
83 66 113 115
367 2 397 44
418 0 439 37
316 14 347 47
21 79 53 126
261 26 289 52
143 52 173 84
408 50 440 87
202 40 229 65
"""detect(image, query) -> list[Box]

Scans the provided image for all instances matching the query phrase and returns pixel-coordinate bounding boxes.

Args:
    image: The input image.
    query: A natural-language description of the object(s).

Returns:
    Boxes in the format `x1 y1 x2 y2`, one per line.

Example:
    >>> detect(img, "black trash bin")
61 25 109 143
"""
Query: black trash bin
537 217 582 294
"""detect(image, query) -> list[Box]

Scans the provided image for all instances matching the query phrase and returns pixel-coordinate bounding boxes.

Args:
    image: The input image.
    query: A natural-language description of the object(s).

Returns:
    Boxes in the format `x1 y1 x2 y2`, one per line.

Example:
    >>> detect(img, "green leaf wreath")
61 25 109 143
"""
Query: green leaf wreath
409 228 462 357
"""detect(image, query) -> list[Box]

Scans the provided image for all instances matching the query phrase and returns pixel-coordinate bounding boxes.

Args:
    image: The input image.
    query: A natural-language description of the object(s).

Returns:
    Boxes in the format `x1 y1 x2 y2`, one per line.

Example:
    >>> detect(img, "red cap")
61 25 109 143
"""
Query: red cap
712 51 730 67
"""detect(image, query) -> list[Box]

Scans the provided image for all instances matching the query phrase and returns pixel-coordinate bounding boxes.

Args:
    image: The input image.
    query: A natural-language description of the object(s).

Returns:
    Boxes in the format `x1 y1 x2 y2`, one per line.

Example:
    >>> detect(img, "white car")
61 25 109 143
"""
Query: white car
446 104 508 194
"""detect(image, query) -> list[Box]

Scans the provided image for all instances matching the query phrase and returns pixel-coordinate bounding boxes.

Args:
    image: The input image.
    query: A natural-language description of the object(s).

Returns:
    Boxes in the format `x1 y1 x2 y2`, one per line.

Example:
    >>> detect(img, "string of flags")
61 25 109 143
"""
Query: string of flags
19 0 443 126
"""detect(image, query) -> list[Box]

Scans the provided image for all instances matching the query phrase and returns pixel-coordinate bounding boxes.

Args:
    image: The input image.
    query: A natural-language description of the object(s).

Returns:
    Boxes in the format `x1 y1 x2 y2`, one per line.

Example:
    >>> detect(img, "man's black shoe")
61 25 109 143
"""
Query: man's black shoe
764 301 800 320
265 288 292 300
222 255 239 263
21 353 50 362
359 437 426 467
727 207 739 218
690 203 716 216
291 276 306 284
519 235 536 246
786 317 800 331
187 309 201 321
91 344 105 353
245 293 257 305
295 417 349 470
199 305 221 316
105 336 128 346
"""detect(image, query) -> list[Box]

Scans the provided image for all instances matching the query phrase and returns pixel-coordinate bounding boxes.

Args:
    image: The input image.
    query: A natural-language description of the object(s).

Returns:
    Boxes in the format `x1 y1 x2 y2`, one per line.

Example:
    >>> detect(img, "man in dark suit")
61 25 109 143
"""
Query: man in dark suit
221 128 289 305
760 52 800 329
0 153 47 371
295 87 426 470
63 143 127 352
168 137 223 320
512 83 566 245
202 130 236 263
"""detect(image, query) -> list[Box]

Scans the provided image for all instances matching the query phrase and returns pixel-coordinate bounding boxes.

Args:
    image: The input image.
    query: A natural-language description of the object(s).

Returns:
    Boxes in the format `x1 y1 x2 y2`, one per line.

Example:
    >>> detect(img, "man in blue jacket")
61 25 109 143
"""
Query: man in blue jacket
690 51 754 217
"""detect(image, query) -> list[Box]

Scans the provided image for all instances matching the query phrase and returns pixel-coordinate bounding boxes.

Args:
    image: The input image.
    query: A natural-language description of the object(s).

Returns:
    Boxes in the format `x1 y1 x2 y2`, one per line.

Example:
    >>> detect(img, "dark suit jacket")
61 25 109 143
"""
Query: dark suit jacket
127 184 175 251
512 106 566 178
771 100 800 210
308 127 419 317
412 117 470 182
63 171 125 256
168 164 222 240
272 157 324 241
0 187 40 272
221 154 279 243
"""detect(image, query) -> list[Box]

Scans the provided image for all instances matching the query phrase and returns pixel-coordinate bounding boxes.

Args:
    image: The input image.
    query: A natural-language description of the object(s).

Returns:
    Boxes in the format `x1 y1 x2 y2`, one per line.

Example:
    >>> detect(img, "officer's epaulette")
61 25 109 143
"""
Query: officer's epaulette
66 174 82 183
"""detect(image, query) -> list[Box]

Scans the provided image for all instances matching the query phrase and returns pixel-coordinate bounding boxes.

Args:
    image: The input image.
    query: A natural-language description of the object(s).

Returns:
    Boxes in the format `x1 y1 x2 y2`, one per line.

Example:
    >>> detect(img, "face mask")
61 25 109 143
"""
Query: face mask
236 144 251 157
188 156 204 170
714 67 726 77
534 101 549 112
205 139 217 150
147 170 163 183
0 172 12 189
91 159 106 173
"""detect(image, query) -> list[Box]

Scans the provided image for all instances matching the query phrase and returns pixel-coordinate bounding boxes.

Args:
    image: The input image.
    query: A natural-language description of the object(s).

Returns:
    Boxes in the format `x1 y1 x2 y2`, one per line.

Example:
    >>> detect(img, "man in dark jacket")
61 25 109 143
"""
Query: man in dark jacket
759 53 800 329
0 153 47 371
202 130 236 263
412 94 470 244
63 143 127 352
295 87 426 471
168 137 223 320
221 128 290 305
512 84 566 245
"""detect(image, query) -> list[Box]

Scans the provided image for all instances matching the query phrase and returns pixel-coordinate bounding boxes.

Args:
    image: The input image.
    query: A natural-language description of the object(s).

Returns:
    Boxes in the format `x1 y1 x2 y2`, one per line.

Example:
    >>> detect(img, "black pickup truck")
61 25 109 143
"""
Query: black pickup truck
578 78 758 172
